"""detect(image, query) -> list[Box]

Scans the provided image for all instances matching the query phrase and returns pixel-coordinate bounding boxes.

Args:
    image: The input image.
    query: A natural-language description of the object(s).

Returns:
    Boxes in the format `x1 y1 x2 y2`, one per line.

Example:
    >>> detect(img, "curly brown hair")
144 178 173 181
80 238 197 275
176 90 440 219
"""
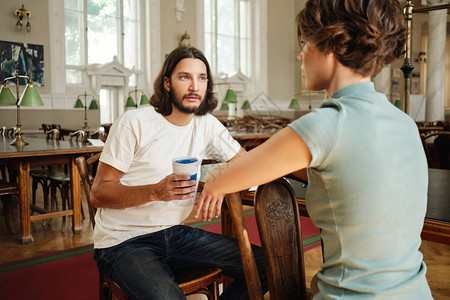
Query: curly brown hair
297 0 406 77
150 46 218 116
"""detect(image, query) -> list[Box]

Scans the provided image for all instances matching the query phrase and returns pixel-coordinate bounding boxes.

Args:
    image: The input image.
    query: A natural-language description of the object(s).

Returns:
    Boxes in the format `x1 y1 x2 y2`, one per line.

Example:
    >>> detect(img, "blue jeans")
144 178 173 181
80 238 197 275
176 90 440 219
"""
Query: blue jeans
94 225 268 300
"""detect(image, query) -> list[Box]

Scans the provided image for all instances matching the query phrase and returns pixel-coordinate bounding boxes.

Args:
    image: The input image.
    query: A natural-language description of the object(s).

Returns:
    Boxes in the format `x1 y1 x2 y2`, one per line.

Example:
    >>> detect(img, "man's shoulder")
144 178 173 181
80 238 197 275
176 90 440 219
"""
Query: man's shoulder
119 106 159 123
194 113 222 126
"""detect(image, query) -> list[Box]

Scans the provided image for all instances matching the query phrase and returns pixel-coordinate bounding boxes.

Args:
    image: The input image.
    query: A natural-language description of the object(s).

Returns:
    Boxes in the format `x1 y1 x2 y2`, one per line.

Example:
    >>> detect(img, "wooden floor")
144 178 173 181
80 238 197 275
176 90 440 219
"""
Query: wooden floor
1 190 449 299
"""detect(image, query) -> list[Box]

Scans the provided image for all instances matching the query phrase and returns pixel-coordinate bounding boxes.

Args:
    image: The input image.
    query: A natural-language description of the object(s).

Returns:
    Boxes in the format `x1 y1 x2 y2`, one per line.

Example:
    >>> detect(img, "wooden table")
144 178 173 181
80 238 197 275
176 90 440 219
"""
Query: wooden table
201 168 450 244
230 131 274 150
0 137 103 244
421 168 450 244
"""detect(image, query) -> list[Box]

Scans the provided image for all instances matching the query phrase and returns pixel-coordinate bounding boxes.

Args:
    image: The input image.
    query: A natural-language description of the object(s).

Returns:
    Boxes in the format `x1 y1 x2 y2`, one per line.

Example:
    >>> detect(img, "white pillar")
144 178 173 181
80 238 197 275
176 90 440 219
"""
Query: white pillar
424 1 448 121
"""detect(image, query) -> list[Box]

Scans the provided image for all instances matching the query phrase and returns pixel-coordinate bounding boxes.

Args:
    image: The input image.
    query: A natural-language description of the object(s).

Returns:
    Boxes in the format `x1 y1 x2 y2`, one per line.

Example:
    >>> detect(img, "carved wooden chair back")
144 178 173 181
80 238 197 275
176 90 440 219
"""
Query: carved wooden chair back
90 130 107 142
69 130 87 143
4 127 17 137
41 123 52 133
46 128 60 140
75 154 222 300
255 177 307 300
225 177 307 300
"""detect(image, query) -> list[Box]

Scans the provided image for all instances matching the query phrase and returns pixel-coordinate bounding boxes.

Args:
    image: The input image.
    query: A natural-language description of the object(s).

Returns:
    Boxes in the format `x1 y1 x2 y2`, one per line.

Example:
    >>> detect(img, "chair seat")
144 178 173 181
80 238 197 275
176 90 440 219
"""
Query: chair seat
49 171 70 182
0 181 19 234
175 267 222 295
0 182 18 196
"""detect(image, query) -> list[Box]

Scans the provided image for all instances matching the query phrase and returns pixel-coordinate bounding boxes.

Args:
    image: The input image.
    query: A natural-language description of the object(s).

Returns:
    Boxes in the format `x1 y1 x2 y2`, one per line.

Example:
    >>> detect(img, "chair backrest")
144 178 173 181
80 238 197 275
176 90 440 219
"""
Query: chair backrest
90 129 107 142
46 128 60 140
41 123 52 133
255 178 306 300
434 132 450 170
75 153 101 228
225 177 307 300
4 127 16 137
69 130 87 143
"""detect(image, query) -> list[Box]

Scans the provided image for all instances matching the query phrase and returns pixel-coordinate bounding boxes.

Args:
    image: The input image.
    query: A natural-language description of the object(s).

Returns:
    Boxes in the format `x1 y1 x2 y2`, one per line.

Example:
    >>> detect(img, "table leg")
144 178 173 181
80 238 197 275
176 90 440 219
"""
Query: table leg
70 157 82 234
18 159 33 244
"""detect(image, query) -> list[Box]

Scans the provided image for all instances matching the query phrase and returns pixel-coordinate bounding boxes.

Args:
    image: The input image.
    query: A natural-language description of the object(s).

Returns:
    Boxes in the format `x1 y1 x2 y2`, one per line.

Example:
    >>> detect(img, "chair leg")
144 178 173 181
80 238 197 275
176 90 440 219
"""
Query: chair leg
39 178 51 226
2 196 16 234
61 183 68 232
31 178 38 215
99 274 113 300
207 282 220 300
47 182 59 227
42 179 50 212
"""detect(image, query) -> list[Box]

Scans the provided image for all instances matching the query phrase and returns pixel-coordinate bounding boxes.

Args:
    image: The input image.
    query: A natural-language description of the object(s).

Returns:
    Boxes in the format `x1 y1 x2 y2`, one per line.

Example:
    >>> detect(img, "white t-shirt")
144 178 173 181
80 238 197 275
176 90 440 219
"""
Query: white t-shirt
94 106 241 248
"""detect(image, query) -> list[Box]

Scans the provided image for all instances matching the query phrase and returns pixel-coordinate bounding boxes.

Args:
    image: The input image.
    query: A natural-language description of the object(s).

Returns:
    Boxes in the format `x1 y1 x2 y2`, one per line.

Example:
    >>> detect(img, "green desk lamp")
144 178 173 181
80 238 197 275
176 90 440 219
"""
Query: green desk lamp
0 70 44 146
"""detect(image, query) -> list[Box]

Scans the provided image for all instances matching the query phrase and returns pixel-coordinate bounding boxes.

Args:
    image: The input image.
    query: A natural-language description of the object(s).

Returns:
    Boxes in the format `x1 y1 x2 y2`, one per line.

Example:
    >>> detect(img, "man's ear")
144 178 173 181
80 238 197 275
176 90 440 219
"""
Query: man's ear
163 77 171 92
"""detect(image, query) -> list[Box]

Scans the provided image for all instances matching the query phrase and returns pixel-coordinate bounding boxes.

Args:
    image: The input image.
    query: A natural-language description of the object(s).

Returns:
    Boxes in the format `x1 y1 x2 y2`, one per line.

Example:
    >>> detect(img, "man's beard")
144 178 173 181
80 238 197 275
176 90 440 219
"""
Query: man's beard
170 89 203 114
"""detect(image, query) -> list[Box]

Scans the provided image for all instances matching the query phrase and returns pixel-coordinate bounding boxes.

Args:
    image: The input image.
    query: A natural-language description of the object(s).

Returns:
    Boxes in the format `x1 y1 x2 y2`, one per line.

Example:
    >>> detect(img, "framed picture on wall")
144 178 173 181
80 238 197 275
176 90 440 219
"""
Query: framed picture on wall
0 40 44 86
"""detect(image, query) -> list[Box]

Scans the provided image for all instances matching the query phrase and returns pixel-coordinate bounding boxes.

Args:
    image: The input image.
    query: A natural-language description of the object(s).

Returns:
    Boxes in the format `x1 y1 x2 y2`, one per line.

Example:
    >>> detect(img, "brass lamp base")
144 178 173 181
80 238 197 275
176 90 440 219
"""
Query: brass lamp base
10 134 29 147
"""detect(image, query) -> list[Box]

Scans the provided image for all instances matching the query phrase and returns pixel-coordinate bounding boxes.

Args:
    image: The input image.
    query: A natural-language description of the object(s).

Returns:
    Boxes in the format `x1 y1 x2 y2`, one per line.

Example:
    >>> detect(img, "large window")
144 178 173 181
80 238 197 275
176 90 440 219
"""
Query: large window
64 0 142 85
204 0 251 78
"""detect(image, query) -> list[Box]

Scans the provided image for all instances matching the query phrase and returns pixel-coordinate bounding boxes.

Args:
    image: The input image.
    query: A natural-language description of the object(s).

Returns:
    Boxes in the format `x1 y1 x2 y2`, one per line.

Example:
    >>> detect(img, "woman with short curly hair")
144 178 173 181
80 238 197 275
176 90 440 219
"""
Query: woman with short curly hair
197 0 433 298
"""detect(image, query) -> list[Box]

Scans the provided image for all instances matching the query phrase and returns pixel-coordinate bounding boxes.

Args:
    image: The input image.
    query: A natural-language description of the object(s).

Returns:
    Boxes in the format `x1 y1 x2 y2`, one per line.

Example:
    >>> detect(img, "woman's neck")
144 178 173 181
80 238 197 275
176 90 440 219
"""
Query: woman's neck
326 61 371 97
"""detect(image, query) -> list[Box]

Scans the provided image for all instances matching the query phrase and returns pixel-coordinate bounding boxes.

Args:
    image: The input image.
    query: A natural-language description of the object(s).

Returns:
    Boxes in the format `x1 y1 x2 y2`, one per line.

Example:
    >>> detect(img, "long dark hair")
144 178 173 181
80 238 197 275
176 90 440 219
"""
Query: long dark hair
150 46 218 116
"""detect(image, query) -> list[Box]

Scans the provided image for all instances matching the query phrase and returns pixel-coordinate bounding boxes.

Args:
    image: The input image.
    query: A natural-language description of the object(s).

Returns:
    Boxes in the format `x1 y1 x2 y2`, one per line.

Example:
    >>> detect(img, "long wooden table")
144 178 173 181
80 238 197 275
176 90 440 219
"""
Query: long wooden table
0 137 103 244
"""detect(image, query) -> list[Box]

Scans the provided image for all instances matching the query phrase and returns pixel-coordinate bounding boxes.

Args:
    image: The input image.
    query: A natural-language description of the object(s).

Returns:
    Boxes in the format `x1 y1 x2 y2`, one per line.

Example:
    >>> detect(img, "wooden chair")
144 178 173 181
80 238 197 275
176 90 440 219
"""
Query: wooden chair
0 166 19 234
90 129 107 142
421 131 450 169
41 123 52 134
50 124 64 140
30 128 62 220
225 177 308 300
75 154 222 300
2 127 17 138
41 128 86 230
0 126 6 138
434 132 450 170
46 128 61 140
69 130 88 143
0 127 8 180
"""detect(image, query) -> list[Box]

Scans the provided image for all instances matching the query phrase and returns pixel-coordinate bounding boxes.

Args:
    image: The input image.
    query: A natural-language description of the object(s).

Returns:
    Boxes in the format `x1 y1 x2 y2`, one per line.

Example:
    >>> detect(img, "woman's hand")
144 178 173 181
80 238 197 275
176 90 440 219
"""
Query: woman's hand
194 188 224 221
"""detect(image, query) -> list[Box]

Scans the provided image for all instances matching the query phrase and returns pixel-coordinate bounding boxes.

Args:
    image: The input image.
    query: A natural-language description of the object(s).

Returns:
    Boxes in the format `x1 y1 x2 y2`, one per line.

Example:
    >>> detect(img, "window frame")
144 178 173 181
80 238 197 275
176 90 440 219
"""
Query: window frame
63 0 144 87
198 0 268 103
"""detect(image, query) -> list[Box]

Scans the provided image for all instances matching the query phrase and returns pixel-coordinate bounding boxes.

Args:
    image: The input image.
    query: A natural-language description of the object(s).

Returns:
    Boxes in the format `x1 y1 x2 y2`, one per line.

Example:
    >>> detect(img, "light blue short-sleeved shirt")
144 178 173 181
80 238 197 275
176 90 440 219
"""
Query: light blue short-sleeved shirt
289 82 432 299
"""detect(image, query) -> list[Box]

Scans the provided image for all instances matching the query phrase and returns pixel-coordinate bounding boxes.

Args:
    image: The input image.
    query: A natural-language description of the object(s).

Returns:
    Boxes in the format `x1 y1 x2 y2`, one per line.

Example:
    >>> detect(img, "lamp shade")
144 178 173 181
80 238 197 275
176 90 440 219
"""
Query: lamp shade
394 98 403 110
89 98 99 110
18 83 44 107
219 102 229 110
125 96 136 108
73 98 84 108
288 97 300 109
241 99 251 110
223 87 237 103
139 93 149 105
0 85 17 106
